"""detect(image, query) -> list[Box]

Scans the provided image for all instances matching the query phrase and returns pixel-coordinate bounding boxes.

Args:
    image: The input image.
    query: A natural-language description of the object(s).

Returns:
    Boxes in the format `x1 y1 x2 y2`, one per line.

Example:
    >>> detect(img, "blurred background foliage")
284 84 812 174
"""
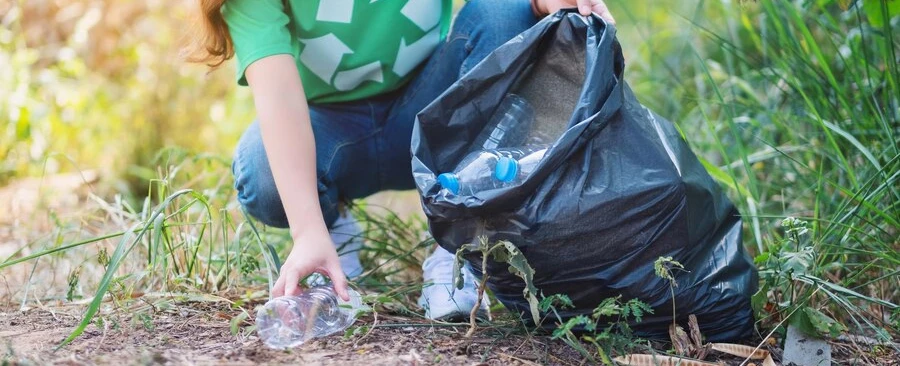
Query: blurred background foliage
2 0 896 199
0 0 252 194
1 0 898 338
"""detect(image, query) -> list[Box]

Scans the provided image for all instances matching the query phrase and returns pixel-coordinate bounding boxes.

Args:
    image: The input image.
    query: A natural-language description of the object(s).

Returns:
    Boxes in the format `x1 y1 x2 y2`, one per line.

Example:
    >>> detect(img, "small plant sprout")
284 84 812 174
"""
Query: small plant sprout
454 236 540 338
654 256 686 331
541 293 653 365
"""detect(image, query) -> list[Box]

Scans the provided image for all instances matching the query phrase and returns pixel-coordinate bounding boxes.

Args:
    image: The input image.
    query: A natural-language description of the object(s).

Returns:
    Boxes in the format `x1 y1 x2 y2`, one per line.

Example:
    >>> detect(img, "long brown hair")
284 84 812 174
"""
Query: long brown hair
186 0 233 68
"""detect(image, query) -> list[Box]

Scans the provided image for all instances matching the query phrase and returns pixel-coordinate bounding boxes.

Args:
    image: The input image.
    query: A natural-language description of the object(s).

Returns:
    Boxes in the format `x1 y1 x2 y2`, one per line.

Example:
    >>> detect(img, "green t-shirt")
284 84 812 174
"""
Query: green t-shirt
223 0 452 104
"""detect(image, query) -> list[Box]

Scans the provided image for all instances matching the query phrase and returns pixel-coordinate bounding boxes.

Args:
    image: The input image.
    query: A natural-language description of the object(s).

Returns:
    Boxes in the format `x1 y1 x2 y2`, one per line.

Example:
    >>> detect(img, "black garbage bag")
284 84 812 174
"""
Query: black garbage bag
411 11 758 341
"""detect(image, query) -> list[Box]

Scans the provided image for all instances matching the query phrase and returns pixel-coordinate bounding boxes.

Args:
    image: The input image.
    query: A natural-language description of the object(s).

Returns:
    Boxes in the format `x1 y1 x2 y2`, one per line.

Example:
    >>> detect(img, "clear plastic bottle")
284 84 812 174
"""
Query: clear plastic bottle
438 146 547 195
256 286 364 349
471 94 535 150
494 148 549 185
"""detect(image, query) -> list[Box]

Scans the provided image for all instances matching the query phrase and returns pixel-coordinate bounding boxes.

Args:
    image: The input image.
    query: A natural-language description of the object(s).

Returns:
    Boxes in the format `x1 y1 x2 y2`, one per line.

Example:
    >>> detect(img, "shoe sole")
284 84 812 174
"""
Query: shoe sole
429 308 492 323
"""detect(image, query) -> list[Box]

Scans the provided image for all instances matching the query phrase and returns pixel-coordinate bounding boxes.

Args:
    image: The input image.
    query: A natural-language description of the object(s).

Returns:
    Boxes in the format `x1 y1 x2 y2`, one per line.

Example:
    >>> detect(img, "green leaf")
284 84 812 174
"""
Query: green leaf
779 246 816 276
805 307 846 337
453 244 478 290
794 274 898 309
624 299 653 323
490 247 510 264
497 241 541 325
653 256 685 284
66 266 81 302
791 306 846 338
790 306 817 337
552 315 592 340
230 311 250 336
751 288 770 314
540 293 574 312
863 0 900 27
698 156 752 198
592 296 623 319
754 252 771 265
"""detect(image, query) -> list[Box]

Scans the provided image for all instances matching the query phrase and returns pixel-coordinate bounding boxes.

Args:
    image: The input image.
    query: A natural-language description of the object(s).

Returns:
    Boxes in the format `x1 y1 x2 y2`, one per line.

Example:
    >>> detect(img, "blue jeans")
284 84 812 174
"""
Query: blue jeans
232 0 538 228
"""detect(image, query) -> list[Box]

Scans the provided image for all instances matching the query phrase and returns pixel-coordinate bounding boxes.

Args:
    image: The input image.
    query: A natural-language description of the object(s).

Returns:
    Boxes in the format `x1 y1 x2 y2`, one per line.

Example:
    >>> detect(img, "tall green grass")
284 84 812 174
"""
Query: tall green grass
0 147 437 346
0 150 272 344
616 0 898 339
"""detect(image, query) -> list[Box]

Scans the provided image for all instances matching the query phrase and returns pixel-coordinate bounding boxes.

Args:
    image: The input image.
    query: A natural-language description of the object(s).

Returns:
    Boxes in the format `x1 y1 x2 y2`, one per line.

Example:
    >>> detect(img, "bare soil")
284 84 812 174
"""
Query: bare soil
0 301 586 365
4 297 900 366
2 176 897 365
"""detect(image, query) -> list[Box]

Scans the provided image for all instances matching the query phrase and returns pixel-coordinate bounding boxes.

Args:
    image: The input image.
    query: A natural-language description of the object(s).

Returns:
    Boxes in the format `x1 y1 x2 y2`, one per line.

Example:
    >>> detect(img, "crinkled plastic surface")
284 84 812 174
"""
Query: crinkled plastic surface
411 11 758 341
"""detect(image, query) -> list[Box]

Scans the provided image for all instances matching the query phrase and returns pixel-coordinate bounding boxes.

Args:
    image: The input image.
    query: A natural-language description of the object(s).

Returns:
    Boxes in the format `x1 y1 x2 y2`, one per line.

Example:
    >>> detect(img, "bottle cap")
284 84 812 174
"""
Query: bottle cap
494 157 519 183
437 173 460 194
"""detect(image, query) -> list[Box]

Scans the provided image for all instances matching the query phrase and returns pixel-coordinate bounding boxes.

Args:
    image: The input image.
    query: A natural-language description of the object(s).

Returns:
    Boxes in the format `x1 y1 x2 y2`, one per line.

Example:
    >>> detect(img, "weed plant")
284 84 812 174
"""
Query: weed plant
614 0 899 341
1 0 898 361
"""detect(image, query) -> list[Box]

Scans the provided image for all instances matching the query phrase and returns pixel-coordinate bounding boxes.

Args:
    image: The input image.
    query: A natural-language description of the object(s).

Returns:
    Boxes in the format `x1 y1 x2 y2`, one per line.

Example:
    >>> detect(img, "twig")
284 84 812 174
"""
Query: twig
353 308 378 347
466 240 500 338
1 273 12 309
513 327 541 360
499 352 542 366
91 316 110 354
547 352 581 366
19 257 40 311
466 270 489 338
371 323 465 328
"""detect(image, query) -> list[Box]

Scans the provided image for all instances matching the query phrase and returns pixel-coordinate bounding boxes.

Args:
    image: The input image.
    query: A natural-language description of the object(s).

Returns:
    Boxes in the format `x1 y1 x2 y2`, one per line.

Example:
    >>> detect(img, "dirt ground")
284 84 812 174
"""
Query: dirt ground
2 176 898 365
0 177 589 365
0 300 590 366
4 297 900 366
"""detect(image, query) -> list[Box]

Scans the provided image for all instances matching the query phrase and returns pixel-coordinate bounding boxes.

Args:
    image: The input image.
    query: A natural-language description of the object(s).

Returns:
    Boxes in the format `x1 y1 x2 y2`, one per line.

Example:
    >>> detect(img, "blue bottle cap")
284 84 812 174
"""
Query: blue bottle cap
437 173 460 194
494 157 519 183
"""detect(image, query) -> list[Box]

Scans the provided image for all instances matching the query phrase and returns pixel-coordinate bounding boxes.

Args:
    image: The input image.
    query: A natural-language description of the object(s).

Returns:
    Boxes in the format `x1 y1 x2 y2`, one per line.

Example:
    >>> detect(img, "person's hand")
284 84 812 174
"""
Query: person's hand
271 228 351 301
532 0 615 25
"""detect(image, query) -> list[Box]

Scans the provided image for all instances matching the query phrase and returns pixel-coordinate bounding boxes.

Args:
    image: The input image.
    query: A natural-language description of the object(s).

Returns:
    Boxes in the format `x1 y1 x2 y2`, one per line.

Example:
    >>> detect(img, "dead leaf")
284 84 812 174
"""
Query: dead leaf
710 343 777 366
613 354 724 366
710 343 768 359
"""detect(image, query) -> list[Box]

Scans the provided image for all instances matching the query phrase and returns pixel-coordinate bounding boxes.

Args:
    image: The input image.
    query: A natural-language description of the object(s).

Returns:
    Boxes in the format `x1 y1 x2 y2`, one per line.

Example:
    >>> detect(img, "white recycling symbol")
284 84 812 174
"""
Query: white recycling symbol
298 0 443 90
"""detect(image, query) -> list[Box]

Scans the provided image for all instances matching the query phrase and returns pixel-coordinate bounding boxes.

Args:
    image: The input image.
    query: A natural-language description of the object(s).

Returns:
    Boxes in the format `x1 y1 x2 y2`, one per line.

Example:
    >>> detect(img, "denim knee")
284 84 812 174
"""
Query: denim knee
232 121 290 228
453 0 538 75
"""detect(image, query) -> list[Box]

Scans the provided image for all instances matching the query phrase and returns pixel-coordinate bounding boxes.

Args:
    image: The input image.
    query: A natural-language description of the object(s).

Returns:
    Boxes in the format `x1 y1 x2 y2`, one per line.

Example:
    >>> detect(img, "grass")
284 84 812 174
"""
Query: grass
616 0 898 341
693 0 899 341
1 0 899 364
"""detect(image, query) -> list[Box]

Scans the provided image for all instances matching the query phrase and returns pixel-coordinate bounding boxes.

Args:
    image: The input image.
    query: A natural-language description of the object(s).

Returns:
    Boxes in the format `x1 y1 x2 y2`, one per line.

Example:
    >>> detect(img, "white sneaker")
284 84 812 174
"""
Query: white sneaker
329 213 364 278
419 246 491 322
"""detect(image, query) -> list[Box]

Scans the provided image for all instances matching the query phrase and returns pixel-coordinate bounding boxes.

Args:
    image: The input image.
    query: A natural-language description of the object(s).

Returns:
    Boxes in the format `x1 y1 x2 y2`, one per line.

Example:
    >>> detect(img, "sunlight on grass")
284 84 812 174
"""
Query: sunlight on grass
1 0 898 362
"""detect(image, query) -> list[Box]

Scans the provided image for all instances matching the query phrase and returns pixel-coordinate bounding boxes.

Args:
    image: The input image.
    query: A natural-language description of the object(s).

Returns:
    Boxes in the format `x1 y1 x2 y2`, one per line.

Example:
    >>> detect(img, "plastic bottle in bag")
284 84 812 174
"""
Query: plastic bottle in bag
438 146 547 195
472 94 535 150
256 286 364 349
494 148 549 185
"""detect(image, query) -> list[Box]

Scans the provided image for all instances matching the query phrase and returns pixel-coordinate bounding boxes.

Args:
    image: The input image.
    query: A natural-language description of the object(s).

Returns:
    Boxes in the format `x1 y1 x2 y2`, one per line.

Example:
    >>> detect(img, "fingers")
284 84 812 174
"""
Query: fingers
575 0 592 16
326 261 350 301
592 1 616 25
282 265 303 297
575 0 616 24
272 272 286 298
